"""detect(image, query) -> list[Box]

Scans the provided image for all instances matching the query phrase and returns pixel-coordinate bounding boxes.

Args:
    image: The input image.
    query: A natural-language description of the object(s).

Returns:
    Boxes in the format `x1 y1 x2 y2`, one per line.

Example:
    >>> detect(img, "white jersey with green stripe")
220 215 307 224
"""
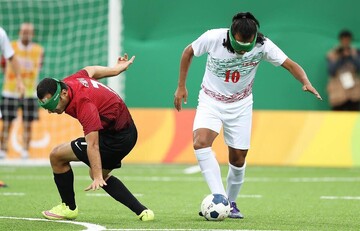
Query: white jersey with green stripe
191 28 287 103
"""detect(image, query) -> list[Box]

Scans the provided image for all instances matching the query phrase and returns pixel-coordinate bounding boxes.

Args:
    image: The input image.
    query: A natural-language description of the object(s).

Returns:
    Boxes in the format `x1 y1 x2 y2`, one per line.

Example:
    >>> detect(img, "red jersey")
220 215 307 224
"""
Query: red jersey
63 70 132 135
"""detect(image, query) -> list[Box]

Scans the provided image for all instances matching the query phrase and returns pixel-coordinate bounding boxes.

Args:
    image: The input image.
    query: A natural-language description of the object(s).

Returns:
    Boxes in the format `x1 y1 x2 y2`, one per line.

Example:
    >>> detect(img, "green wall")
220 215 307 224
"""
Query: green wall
1 0 359 110
123 0 360 110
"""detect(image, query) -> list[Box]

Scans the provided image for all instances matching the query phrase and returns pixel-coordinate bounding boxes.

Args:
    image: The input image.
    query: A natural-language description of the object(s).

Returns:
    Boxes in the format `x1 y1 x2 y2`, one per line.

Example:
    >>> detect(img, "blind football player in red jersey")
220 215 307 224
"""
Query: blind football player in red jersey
37 54 154 221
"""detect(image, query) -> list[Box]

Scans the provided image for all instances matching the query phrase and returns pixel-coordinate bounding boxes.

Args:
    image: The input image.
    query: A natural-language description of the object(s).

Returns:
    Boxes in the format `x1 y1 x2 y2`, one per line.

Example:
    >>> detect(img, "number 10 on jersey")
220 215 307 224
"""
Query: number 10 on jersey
224 70 240 83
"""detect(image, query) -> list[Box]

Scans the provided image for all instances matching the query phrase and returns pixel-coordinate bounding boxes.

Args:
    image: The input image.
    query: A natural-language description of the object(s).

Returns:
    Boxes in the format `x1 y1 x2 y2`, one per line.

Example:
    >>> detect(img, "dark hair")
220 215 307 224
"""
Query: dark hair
37 78 67 99
223 12 266 53
338 29 353 39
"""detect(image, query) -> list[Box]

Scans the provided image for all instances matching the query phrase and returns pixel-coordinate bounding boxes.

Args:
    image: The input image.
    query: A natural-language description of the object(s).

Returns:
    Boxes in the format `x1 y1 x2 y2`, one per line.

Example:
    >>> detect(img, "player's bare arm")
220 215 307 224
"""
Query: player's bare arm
8 55 25 96
84 53 135 80
84 131 107 191
174 44 194 111
281 58 322 100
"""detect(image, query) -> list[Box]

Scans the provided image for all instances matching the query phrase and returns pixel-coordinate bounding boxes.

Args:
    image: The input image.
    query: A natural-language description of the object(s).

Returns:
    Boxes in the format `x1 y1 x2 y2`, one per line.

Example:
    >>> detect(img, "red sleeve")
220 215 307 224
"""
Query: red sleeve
76 98 103 135
1 55 6 71
77 69 90 77
64 69 90 81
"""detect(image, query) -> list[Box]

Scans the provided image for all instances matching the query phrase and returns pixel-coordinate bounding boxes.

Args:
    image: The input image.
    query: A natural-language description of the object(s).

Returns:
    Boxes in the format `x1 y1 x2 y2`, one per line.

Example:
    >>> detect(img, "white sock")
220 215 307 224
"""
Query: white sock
195 147 226 195
226 162 246 202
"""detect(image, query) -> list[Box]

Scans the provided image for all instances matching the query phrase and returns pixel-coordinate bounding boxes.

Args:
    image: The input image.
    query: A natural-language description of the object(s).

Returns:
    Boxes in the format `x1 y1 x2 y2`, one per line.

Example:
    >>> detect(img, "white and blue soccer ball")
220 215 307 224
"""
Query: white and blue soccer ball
200 193 230 221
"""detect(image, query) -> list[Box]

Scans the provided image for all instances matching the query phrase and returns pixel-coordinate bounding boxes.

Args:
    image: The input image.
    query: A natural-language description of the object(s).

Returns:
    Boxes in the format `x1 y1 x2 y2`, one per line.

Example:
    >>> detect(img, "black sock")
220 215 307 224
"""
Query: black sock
103 176 146 215
53 169 76 210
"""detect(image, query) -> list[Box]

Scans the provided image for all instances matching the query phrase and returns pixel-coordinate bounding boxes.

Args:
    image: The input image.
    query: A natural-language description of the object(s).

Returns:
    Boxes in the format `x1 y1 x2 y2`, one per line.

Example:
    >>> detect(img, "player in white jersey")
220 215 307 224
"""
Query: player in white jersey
0 27 24 96
0 27 25 159
174 12 322 219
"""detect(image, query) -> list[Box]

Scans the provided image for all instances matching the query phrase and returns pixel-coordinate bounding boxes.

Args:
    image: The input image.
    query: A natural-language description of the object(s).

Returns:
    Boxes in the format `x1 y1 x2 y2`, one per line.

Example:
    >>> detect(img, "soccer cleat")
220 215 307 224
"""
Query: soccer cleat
138 209 154 221
228 201 244 219
198 211 204 217
0 180 7 188
42 203 78 220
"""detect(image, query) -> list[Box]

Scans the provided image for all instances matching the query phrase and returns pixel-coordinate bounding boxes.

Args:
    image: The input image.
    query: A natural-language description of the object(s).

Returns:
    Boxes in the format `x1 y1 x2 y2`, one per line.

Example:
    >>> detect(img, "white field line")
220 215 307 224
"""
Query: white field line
2 175 360 183
183 165 201 174
0 192 25 196
106 229 280 231
0 191 260 199
0 192 309 200
238 194 262 198
0 216 106 231
5 191 360 202
320 196 360 200
0 159 83 166
0 216 280 231
287 177 360 182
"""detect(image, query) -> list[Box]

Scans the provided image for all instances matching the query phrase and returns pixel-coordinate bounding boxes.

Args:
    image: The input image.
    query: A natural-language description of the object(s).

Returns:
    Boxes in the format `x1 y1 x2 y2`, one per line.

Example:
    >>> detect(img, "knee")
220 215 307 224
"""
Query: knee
49 145 65 166
229 149 248 167
231 159 246 167
193 136 210 150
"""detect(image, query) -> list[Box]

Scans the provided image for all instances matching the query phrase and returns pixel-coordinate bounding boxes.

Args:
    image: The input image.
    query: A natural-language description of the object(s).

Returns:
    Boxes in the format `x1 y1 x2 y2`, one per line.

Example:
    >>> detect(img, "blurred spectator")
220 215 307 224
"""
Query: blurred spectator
326 29 360 111
0 23 44 159
0 26 24 159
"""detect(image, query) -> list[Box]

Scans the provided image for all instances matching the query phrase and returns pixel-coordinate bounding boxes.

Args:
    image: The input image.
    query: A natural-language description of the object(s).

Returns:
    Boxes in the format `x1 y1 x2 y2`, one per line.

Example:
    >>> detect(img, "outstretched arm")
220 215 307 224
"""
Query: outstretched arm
174 44 194 111
84 54 135 79
281 58 322 100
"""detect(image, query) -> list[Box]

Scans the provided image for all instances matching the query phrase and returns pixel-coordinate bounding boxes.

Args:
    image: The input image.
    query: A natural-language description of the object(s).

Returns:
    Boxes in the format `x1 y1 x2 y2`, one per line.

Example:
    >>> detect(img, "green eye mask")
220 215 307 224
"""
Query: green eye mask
229 27 257 52
38 79 61 111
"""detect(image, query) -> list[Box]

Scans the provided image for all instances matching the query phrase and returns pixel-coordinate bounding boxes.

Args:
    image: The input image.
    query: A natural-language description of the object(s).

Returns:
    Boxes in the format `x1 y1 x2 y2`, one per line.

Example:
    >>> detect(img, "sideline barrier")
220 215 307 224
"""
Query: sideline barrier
2 109 360 167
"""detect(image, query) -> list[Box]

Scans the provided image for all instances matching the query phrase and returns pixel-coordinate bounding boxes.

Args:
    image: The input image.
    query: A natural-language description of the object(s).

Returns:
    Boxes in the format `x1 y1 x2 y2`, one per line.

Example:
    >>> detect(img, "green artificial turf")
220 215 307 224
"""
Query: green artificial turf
0 164 359 230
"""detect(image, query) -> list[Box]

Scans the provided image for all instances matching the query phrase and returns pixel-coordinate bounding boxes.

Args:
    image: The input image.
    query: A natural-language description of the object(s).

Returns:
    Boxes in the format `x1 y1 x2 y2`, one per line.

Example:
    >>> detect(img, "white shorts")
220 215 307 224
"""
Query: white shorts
193 90 253 149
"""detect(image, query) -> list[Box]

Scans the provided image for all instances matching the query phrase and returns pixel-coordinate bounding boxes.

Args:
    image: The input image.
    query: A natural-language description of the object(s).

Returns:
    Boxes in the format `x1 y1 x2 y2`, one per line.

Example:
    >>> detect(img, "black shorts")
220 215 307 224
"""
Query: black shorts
71 122 137 170
0 97 39 122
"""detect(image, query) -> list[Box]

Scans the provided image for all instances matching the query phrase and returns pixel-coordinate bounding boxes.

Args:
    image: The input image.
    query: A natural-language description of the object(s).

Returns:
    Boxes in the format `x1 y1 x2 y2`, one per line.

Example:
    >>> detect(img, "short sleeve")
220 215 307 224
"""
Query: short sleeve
192 30 212 57
262 38 288 66
68 69 90 79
